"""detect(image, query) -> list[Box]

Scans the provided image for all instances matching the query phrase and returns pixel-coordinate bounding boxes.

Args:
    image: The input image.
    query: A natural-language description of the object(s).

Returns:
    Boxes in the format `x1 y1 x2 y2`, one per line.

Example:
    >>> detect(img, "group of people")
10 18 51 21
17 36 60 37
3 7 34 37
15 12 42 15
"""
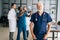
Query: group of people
8 2 52 40
8 3 32 40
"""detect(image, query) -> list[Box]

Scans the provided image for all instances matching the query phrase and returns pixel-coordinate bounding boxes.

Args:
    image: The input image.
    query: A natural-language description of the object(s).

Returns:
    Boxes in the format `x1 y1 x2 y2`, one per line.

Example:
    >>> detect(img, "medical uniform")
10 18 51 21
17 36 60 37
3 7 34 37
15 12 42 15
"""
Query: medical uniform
17 12 27 40
26 17 30 30
8 8 16 32
30 12 52 40
26 17 31 38
57 25 60 40
8 8 17 40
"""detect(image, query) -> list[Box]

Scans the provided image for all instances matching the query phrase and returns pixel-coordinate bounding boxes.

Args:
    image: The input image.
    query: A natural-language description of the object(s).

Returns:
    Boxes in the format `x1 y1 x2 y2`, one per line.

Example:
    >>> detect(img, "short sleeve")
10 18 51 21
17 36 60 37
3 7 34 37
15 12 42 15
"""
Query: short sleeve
47 14 52 23
30 14 35 22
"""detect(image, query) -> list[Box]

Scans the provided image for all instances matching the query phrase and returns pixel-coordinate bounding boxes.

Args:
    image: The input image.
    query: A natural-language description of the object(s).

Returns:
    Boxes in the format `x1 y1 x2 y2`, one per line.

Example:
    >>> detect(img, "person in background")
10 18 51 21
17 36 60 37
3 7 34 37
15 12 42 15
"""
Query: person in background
17 6 23 22
16 6 31 40
26 6 32 39
30 2 52 40
8 3 17 40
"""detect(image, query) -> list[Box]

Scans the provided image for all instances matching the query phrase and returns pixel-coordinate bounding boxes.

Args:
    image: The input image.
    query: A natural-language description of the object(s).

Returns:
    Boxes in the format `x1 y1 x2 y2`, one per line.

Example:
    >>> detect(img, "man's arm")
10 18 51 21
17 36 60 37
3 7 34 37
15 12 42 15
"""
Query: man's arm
30 22 37 39
47 22 52 34
44 22 52 39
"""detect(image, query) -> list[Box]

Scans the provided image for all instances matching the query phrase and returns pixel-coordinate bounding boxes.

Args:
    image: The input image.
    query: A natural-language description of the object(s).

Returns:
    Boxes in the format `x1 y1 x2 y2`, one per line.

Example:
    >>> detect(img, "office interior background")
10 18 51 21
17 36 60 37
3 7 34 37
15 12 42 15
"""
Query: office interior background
0 0 60 40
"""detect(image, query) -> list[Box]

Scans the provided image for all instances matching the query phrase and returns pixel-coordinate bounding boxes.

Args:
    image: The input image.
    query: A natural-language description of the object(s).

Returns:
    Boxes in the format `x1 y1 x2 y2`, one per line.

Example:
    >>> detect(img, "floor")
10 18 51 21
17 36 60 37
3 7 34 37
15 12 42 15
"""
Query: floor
0 24 59 40
0 26 32 40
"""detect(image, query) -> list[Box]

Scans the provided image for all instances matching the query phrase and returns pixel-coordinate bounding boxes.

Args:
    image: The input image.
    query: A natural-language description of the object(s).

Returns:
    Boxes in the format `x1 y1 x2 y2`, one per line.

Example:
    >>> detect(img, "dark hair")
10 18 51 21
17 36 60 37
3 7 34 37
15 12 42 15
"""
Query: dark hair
18 6 22 10
57 21 60 25
11 3 16 7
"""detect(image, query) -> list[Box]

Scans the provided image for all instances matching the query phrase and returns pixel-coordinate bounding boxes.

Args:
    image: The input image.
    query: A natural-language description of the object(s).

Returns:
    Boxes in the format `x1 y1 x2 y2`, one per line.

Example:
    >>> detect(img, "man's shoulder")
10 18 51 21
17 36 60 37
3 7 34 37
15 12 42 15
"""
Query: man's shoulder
44 12 48 14
44 12 50 16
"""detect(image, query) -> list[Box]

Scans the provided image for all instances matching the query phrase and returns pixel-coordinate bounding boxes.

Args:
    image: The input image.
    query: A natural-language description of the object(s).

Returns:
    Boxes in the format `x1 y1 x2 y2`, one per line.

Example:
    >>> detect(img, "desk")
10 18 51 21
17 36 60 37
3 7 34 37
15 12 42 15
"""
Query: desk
50 30 60 40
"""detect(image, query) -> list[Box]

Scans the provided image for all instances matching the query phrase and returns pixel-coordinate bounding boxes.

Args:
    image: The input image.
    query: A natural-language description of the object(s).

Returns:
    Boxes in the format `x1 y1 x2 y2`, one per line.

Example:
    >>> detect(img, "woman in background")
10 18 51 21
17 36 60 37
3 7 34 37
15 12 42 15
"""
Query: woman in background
26 6 32 39
8 3 17 40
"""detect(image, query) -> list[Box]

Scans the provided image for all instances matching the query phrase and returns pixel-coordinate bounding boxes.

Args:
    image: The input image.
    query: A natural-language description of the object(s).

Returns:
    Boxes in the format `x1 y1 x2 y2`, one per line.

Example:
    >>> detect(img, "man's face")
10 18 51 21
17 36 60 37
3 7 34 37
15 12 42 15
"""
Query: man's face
37 3 43 11
13 4 16 9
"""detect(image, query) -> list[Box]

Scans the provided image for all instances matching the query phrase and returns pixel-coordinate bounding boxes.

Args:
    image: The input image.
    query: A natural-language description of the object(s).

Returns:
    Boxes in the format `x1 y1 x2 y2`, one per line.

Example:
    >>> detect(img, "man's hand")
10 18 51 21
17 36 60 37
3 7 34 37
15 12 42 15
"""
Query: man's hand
30 22 37 39
43 33 48 40
43 22 52 40
32 33 37 39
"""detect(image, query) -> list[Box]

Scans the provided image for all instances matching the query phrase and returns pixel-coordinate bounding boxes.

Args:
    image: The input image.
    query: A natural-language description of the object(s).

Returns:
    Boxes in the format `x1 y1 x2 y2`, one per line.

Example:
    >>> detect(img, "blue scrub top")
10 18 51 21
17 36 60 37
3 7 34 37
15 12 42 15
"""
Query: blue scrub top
30 12 52 35
17 12 27 28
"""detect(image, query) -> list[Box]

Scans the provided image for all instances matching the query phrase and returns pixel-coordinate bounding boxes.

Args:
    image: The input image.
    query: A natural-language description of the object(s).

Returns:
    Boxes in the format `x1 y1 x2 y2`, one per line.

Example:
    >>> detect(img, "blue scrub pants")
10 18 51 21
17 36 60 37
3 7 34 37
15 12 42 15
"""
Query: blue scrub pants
17 26 26 40
33 33 47 40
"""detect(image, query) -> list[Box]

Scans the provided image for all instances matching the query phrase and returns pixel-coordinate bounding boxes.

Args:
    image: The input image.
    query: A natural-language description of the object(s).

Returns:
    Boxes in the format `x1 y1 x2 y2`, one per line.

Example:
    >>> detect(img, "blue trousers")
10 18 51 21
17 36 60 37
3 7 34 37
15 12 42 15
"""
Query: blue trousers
17 26 26 40
33 39 47 40
33 33 47 40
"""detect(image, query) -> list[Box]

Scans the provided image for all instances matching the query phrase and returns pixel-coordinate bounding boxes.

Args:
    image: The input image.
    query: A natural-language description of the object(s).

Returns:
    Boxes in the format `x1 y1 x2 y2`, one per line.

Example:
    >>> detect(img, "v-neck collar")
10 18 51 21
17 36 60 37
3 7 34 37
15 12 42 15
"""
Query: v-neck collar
37 11 44 17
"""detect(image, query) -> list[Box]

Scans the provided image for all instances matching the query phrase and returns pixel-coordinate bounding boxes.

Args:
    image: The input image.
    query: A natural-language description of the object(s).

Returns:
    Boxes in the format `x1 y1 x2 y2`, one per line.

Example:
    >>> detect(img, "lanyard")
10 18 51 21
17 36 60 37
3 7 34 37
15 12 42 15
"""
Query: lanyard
35 13 38 21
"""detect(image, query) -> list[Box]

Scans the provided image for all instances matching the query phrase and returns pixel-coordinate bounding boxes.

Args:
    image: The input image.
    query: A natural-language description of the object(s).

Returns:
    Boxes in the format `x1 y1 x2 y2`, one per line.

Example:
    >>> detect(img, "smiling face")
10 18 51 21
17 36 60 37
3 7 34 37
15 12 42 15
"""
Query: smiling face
37 2 43 12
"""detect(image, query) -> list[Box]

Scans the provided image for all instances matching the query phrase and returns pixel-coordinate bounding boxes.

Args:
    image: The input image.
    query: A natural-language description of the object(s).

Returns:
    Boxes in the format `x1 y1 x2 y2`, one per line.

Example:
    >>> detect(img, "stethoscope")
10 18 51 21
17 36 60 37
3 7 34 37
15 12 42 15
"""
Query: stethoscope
35 13 38 21
35 12 45 21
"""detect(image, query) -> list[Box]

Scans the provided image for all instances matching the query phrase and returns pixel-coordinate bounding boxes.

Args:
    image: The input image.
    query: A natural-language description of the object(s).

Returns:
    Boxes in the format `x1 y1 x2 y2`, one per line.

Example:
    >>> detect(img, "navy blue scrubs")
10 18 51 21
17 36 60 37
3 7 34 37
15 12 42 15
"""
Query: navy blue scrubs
17 12 27 40
30 12 52 40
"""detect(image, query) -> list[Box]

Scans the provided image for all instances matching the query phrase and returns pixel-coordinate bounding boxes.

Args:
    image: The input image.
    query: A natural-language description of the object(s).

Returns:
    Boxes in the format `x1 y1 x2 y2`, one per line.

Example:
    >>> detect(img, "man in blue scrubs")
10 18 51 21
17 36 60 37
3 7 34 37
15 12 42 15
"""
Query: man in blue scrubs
17 6 27 40
17 6 32 40
30 2 52 40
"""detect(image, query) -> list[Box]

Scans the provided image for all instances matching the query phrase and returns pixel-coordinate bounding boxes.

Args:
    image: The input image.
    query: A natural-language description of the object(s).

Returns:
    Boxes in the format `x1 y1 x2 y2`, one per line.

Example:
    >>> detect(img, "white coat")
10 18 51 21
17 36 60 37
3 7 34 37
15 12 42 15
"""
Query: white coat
26 17 31 30
8 8 16 32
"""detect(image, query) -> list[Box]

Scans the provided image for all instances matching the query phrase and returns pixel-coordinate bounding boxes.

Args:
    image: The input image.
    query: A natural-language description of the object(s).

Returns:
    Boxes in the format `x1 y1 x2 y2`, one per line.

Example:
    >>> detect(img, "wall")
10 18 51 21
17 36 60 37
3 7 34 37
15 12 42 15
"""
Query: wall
57 0 60 21
0 0 2 18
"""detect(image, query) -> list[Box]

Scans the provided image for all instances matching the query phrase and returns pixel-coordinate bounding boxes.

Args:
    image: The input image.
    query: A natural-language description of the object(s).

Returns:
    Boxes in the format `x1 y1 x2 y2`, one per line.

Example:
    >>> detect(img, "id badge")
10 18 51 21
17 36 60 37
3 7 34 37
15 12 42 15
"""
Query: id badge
35 18 38 21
